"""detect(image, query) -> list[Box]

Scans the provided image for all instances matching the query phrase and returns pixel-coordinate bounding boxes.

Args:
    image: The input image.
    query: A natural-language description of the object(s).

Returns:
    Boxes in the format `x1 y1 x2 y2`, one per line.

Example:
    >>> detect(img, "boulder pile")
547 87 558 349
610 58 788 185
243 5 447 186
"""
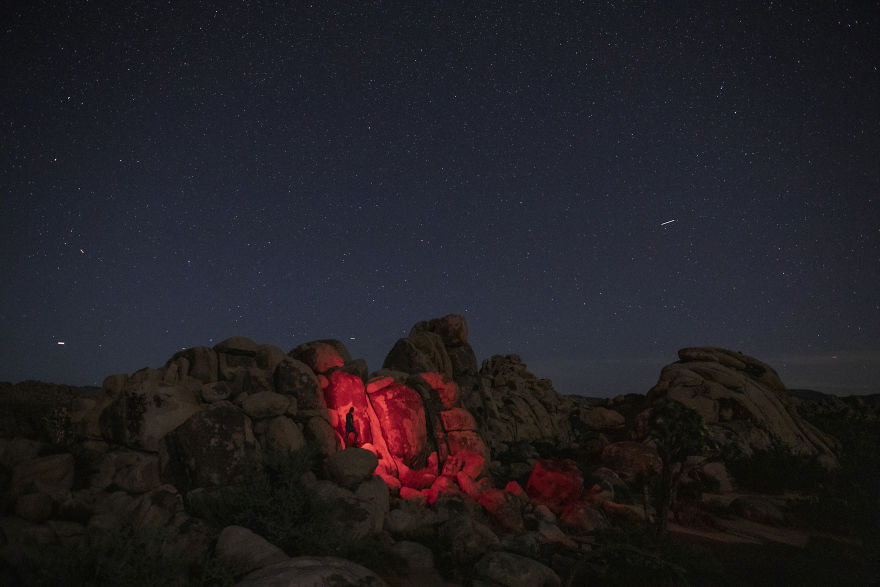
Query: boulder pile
0 320 844 585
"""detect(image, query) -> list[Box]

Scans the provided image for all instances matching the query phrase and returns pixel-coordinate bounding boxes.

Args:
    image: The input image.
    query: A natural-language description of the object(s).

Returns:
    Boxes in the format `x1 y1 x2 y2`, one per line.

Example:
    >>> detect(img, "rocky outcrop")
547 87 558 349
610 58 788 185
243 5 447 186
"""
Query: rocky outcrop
648 347 840 465
4 322 854 586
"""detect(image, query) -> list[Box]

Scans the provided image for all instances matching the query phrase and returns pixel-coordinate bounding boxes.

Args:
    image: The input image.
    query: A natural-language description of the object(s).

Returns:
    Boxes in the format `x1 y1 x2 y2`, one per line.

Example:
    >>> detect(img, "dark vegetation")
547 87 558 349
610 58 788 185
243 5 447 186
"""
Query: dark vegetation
189 447 406 583
12 526 188 587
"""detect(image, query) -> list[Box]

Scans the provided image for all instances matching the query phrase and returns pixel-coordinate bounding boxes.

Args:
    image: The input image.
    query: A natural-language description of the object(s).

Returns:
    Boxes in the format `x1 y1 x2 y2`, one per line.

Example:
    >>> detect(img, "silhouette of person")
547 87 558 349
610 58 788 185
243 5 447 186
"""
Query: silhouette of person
345 407 358 447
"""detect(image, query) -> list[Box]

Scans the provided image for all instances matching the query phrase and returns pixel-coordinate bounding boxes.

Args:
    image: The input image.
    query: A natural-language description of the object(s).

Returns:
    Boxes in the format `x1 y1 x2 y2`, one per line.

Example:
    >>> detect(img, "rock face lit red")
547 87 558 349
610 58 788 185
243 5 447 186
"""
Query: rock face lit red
367 382 427 468
525 459 584 513
323 370 372 446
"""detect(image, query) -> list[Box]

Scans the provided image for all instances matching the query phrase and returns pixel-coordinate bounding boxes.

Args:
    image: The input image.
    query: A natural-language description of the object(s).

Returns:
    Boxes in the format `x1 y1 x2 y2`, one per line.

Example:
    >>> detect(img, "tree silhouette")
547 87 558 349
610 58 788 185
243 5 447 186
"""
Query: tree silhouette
647 397 710 538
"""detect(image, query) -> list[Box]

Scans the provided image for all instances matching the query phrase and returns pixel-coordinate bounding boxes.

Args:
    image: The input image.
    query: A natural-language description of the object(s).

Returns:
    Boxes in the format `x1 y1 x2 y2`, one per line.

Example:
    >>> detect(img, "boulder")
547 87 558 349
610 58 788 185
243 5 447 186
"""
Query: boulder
255 344 287 373
526 459 584 513
90 484 183 530
289 340 349 374
274 358 323 410
325 448 378 488
236 556 388 587
99 381 201 451
559 501 610 533
478 488 525 533
439 516 501 565
382 331 453 378
241 391 290 419
440 408 478 432
367 382 427 468
304 415 339 456
199 381 234 403
474 551 561 587
10 453 75 496
411 313 469 347
257 416 305 453
158 402 259 492
214 525 288 575
477 355 574 447
106 449 161 493
648 348 840 462
445 430 490 461
166 346 218 384
418 372 460 409
385 501 442 540
355 475 390 535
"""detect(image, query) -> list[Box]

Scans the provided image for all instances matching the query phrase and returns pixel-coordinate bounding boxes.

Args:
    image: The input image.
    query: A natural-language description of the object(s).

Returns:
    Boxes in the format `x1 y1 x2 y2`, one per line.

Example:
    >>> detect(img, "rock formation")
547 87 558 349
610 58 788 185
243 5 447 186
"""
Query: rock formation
647 347 840 466
0 323 855 585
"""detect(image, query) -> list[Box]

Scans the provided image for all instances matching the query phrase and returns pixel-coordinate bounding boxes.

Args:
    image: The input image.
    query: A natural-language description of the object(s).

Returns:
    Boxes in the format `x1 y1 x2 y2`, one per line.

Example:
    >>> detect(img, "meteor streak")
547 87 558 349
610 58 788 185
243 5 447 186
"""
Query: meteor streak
660 219 676 226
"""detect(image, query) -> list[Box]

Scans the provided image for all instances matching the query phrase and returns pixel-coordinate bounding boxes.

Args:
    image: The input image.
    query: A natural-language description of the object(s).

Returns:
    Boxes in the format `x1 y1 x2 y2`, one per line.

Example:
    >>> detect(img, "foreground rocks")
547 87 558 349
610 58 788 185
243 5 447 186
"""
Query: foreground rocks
0 321 856 585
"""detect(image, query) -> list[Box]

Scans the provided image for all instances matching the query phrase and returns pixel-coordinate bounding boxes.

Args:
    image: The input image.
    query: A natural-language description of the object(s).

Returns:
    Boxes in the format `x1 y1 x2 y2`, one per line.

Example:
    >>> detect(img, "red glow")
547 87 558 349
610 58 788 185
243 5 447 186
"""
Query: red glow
324 370 372 446
456 471 482 499
426 475 461 504
439 408 477 432
366 382 426 468
504 480 526 498
440 449 485 479
444 430 490 461
525 459 584 513
419 372 460 409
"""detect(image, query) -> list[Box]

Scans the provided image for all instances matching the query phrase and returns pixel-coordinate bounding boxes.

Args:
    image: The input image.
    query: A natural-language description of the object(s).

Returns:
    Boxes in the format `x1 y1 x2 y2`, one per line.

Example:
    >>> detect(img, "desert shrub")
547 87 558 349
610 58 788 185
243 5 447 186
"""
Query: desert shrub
15 526 186 587
189 447 403 578
723 441 827 494
189 446 337 554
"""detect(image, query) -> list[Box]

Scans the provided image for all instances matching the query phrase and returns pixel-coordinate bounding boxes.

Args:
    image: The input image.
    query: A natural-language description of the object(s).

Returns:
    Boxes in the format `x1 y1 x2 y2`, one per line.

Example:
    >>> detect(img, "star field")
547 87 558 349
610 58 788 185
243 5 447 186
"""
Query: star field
1 2 878 396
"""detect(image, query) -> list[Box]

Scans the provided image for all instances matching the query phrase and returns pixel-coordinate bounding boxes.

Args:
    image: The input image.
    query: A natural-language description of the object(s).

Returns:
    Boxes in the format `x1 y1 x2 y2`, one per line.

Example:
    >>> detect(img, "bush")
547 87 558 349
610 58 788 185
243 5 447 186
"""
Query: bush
15 526 187 587
189 447 405 579
189 446 340 555
723 441 827 494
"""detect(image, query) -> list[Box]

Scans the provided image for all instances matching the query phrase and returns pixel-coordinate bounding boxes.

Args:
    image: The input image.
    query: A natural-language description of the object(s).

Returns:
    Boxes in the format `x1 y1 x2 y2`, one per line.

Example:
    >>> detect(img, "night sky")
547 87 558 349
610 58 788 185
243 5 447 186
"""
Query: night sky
2 2 878 397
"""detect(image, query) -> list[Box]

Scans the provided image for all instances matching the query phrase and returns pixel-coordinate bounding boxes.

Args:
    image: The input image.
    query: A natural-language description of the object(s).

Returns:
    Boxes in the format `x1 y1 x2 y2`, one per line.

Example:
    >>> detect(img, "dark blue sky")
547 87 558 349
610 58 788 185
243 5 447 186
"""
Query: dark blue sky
2 2 878 396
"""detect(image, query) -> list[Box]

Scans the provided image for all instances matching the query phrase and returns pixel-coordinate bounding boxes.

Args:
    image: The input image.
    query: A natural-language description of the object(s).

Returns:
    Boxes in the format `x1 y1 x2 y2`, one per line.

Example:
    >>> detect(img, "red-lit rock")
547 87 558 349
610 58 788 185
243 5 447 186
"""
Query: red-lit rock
440 450 485 479
478 488 525 533
456 471 482 499
324 371 372 446
399 452 438 490
420 372 460 409
376 471 402 493
366 376 395 394
427 475 461 504
526 459 584 513
400 486 426 502
446 430 490 461
504 481 526 499
440 408 477 432
367 382 426 468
